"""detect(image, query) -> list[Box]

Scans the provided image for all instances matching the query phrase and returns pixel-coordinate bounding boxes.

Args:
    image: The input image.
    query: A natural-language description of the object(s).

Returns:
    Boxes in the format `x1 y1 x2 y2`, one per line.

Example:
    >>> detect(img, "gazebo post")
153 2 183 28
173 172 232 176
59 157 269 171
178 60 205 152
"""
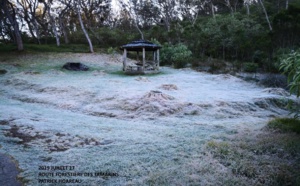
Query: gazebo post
123 48 127 71
142 47 145 71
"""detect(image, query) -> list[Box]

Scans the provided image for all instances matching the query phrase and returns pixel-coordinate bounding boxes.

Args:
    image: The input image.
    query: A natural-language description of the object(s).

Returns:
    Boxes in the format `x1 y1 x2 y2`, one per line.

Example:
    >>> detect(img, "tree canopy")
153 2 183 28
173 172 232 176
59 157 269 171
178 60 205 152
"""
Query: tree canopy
0 0 299 70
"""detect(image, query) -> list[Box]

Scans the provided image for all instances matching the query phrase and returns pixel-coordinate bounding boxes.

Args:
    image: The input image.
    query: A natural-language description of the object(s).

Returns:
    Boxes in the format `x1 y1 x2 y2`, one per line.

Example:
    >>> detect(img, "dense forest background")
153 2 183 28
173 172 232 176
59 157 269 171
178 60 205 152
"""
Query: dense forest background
1 0 300 72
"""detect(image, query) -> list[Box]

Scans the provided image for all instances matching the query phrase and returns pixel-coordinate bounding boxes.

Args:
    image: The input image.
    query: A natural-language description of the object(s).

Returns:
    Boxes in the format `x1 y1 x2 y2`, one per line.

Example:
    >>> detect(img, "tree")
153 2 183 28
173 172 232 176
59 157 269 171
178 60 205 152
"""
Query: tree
74 0 94 52
80 0 111 43
41 0 61 46
57 4 70 44
0 0 24 51
273 3 300 48
16 0 42 44
258 0 272 31
118 0 145 40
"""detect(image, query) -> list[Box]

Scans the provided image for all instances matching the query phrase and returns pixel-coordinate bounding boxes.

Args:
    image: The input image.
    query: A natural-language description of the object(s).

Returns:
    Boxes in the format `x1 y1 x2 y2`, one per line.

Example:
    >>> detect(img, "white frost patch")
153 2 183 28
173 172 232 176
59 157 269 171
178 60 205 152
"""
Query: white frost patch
0 53 298 185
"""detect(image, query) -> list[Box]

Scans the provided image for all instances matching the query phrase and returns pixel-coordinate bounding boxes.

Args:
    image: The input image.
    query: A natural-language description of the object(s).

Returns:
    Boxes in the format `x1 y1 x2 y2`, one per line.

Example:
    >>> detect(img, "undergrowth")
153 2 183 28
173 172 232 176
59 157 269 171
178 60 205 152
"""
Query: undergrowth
267 118 300 134
204 126 300 185
0 43 91 53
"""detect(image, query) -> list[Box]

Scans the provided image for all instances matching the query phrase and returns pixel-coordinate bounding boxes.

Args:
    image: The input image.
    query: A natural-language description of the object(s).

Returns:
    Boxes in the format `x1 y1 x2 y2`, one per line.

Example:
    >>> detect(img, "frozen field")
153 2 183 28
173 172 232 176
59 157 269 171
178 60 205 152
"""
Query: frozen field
0 53 298 185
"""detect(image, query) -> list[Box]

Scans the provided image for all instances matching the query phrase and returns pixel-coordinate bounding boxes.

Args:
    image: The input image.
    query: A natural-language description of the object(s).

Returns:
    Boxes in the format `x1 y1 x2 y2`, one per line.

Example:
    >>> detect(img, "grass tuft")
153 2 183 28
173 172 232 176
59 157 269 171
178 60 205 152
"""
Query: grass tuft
268 118 300 134
203 128 300 185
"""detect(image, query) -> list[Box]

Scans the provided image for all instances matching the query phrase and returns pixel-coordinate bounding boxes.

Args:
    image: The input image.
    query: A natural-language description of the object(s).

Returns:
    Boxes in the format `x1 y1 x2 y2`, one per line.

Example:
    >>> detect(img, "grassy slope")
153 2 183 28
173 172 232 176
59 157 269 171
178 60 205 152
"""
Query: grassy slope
203 118 300 185
0 50 299 185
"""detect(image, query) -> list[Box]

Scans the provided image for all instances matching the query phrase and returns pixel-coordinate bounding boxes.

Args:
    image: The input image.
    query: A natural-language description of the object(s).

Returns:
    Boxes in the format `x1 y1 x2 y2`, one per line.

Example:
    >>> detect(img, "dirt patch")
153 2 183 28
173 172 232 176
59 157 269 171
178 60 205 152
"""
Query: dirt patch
3 123 112 153
4 125 46 145
118 90 183 118
0 120 9 125
159 84 178 91
135 76 150 82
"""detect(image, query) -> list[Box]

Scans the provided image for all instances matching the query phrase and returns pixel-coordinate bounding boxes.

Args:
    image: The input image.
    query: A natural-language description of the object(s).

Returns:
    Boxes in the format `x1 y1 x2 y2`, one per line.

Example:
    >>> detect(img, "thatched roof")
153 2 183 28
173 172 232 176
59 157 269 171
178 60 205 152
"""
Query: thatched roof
120 40 161 51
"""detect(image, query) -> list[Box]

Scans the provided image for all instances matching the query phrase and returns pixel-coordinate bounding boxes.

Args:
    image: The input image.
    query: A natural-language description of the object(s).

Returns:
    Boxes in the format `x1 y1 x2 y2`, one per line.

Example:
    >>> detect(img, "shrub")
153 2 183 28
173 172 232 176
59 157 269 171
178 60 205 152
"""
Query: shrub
280 49 300 118
160 43 192 68
107 47 117 54
243 62 258 73
259 74 288 89
280 49 300 96
252 50 265 65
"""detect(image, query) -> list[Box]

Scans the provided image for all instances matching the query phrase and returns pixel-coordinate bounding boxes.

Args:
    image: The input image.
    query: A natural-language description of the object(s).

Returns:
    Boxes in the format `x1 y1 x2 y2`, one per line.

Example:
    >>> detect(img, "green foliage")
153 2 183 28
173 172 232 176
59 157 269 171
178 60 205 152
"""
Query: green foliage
96 27 137 47
160 43 192 68
268 118 300 134
107 47 117 54
252 50 266 65
273 4 300 49
0 43 17 52
0 43 90 53
183 14 266 62
280 49 300 97
243 62 258 73
280 49 300 118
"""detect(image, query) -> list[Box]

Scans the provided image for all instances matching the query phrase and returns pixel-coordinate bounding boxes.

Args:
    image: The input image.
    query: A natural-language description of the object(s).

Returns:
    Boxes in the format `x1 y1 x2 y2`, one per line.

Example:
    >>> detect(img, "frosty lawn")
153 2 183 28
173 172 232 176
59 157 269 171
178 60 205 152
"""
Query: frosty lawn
0 53 299 185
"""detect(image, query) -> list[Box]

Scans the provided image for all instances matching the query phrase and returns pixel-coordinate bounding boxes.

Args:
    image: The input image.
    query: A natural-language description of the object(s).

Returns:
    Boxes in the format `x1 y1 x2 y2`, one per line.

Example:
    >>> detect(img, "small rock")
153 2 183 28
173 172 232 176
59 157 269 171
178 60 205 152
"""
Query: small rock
62 62 89 71
0 69 7 75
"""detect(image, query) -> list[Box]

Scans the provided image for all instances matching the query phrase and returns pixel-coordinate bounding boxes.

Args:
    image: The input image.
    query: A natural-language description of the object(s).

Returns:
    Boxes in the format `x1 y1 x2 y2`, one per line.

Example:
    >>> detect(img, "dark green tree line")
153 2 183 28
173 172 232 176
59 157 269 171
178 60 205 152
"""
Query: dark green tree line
0 0 299 68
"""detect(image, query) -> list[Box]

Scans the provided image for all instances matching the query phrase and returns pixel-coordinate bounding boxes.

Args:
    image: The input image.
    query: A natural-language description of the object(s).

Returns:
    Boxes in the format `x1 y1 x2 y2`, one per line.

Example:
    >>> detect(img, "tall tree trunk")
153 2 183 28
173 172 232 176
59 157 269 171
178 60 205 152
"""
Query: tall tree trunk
286 0 289 10
211 1 215 19
245 0 250 15
16 0 41 44
59 16 69 44
135 21 144 40
2 0 23 51
225 0 234 15
33 19 41 44
47 7 60 46
258 0 272 31
42 1 60 46
75 0 94 53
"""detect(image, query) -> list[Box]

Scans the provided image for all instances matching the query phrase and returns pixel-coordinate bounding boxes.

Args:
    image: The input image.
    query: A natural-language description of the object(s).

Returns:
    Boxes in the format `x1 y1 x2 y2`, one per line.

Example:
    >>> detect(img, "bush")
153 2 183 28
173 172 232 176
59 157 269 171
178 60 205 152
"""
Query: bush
160 43 192 68
280 49 300 118
107 47 117 55
243 62 259 73
252 50 265 65
259 74 288 89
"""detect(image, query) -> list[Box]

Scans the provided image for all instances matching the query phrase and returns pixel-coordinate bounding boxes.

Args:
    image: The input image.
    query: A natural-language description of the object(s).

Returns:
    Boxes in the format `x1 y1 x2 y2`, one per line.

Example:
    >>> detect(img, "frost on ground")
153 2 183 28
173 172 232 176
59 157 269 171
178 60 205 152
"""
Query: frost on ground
0 53 299 185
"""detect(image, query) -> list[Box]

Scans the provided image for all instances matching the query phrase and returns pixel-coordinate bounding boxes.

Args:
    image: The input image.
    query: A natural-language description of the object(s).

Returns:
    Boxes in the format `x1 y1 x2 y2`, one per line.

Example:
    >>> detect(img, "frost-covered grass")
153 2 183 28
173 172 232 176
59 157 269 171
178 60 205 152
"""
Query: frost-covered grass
268 118 300 134
0 53 299 185
204 129 300 185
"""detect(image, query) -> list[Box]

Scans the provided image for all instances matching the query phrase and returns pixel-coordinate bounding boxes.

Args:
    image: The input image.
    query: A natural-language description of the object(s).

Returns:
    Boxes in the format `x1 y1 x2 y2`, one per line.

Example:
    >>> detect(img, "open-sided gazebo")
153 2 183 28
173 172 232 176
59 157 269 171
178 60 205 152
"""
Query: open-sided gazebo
120 40 161 75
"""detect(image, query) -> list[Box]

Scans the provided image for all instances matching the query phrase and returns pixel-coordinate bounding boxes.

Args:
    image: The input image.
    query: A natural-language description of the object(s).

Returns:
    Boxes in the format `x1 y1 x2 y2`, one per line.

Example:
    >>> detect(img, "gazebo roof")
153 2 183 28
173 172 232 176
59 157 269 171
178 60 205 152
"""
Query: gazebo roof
120 40 161 51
